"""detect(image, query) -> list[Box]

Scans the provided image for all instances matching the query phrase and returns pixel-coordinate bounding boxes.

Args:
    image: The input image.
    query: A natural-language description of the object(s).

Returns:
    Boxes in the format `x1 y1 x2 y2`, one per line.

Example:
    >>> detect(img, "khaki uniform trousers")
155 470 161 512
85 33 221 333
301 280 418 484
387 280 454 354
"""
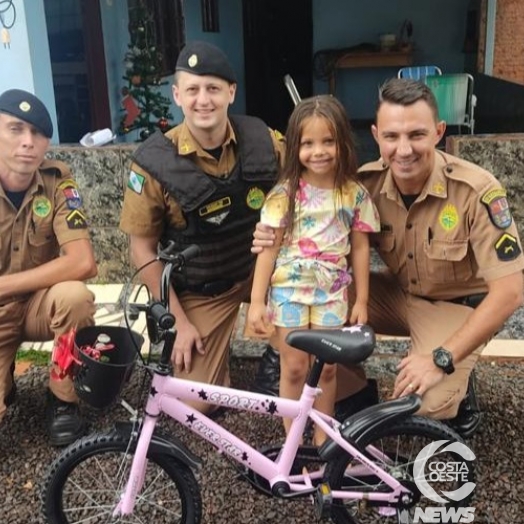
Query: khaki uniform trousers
340 271 482 419
0 281 96 423
177 276 252 414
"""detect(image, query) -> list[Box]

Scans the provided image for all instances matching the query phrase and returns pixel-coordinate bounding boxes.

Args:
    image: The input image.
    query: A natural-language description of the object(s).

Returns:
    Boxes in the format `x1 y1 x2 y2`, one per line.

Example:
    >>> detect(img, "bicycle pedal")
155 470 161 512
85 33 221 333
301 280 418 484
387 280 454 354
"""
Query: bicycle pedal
314 483 333 520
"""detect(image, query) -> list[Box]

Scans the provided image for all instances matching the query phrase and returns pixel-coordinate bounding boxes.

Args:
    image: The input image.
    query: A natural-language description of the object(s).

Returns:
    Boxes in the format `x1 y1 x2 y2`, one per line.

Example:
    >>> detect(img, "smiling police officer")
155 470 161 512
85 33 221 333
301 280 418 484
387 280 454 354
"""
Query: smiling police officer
119 42 285 414
0 89 97 446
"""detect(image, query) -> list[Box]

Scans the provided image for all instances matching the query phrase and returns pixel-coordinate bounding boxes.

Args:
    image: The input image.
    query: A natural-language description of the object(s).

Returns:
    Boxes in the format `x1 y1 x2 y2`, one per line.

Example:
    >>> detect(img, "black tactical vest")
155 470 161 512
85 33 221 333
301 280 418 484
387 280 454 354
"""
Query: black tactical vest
132 115 278 291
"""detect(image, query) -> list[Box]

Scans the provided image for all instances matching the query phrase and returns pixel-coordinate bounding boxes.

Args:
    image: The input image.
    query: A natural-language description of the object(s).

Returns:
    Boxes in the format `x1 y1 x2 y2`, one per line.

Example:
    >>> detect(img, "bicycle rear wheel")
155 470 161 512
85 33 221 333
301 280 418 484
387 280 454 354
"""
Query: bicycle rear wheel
43 431 202 524
325 416 475 524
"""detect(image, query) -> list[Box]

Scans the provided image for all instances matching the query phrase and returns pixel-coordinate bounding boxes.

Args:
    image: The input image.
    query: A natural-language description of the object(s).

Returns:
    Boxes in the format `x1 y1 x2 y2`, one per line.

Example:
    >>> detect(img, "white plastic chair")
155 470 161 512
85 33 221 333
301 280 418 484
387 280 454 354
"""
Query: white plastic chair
397 65 442 81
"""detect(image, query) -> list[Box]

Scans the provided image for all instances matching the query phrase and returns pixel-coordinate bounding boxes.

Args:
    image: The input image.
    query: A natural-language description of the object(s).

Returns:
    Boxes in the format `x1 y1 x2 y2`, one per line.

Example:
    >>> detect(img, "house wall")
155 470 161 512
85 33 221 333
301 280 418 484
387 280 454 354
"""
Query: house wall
0 1 474 142
492 0 524 84
0 0 58 141
312 0 472 119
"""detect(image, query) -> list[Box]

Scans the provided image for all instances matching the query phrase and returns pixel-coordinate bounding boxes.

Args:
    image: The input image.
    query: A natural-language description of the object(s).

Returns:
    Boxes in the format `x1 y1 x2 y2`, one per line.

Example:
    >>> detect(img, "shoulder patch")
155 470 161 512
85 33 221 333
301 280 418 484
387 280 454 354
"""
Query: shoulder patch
494 233 521 261
481 188 512 229
58 179 78 190
128 170 145 194
66 209 88 229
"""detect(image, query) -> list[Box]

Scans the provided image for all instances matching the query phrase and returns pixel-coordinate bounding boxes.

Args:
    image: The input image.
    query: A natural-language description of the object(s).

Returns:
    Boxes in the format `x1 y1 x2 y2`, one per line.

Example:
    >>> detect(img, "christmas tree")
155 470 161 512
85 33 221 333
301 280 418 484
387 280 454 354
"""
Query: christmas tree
119 1 173 141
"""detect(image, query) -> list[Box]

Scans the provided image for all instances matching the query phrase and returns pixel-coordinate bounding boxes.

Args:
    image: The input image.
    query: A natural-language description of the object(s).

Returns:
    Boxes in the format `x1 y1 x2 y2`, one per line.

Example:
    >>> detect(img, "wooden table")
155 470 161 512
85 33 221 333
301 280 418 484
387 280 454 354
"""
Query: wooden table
328 50 413 94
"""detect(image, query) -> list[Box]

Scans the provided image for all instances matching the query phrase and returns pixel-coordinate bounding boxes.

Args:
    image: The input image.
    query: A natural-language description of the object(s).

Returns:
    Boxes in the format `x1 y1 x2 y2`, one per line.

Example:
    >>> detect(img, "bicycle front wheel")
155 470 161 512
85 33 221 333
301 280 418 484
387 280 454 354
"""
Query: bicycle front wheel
325 416 475 524
43 431 202 524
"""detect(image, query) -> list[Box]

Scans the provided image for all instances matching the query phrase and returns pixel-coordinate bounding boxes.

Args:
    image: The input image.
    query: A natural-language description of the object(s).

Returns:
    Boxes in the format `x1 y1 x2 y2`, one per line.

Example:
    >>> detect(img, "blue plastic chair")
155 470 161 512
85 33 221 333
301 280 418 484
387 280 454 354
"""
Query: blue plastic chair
397 65 442 81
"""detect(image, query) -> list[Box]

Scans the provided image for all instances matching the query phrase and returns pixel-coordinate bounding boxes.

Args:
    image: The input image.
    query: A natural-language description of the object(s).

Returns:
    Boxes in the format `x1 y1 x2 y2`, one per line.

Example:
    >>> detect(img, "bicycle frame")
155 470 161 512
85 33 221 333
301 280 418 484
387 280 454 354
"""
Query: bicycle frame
115 367 412 517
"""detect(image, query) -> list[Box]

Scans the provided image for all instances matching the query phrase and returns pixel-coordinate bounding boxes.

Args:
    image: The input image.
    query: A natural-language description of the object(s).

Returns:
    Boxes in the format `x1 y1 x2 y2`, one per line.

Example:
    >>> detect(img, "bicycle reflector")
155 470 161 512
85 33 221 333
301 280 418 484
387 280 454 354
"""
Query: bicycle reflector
73 326 144 408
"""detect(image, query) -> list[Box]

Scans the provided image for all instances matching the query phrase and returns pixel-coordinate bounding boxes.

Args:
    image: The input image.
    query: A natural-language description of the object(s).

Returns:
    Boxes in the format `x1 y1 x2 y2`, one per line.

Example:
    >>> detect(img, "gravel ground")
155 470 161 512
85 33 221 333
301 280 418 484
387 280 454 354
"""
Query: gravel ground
0 345 523 524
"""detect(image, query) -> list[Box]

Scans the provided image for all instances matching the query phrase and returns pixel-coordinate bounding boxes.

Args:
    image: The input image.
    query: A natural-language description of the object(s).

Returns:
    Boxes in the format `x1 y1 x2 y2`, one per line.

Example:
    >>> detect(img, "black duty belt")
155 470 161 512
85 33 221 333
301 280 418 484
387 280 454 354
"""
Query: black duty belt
177 279 234 297
448 293 487 309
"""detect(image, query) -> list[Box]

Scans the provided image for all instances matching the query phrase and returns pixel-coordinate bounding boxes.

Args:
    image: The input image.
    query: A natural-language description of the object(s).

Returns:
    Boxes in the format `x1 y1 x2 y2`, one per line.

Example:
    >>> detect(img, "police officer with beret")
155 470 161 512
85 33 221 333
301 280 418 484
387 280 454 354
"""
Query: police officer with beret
254 78 524 437
0 89 97 445
120 41 285 414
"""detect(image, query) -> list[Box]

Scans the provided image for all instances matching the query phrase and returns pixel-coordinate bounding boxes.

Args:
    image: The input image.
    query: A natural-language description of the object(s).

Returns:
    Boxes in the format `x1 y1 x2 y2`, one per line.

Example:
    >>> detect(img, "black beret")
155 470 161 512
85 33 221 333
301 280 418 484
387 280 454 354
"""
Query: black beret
0 89 53 138
176 41 236 84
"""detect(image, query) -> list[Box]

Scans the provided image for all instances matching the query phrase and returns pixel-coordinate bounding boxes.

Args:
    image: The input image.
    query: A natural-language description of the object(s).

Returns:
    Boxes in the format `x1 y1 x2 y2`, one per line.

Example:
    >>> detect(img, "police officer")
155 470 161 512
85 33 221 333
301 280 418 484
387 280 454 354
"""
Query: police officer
119 41 284 414
254 78 524 437
0 89 97 445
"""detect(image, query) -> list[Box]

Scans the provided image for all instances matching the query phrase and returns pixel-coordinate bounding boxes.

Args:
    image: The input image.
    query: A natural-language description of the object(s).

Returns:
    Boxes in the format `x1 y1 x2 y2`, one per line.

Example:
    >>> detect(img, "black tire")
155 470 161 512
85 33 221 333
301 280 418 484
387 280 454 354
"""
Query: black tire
43 432 202 523
325 416 475 524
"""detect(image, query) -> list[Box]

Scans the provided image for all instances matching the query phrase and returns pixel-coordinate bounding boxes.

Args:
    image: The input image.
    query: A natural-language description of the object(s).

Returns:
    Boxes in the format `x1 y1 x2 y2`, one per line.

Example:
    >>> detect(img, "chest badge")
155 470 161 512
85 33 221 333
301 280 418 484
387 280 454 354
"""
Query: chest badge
438 204 459 232
199 196 231 225
33 196 52 218
246 187 265 210
481 188 512 229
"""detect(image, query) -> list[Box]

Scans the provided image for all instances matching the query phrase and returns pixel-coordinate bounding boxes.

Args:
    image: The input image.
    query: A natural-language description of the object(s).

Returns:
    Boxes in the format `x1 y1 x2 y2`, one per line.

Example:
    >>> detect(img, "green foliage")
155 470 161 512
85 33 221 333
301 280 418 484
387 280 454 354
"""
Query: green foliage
119 1 173 141
16 349 51 366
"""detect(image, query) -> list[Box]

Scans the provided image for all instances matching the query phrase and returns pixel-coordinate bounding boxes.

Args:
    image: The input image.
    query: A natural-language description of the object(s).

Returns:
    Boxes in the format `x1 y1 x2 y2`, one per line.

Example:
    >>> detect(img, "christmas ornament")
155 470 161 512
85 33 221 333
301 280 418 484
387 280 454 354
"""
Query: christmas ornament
158 117 169 132
131 75 142 86
121 87 141 127
140 128 152 141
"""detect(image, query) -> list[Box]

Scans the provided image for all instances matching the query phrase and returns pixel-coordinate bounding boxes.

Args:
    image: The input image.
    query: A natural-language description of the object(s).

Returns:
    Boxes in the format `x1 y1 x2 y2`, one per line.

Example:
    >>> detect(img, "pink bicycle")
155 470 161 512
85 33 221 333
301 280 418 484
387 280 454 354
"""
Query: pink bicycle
42 244 474 524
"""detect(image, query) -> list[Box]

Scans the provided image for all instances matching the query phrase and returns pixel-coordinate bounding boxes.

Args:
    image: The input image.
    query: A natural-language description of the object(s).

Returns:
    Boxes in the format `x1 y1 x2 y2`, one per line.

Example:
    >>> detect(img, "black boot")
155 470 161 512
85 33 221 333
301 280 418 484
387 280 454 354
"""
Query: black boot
447 371 482 439
46 391 86 447
251 345 280 396
334 379 379 422
4 361 16 407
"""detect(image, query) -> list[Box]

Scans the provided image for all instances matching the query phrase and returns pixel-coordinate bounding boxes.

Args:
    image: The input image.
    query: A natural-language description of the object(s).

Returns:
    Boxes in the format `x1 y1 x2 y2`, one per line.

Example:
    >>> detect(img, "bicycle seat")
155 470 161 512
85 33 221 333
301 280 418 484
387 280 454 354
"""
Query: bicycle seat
285 325 375 366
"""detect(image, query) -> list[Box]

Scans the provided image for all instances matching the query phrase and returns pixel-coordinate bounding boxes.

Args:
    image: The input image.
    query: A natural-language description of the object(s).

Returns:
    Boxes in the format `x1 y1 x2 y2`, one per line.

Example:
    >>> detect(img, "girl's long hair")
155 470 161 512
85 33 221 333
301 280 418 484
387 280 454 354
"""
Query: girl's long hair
278 95 359 239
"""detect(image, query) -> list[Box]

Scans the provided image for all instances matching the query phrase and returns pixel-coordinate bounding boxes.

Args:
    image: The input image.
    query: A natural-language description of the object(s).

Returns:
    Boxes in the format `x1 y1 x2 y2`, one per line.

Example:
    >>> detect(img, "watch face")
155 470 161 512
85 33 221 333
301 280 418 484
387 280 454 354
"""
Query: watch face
435 349 450 367
434 348 454 374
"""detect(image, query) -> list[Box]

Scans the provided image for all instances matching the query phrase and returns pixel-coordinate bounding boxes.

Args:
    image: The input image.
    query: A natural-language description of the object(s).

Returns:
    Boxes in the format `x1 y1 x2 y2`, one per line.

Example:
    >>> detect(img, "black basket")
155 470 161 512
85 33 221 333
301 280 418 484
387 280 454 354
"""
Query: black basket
73 326 144 409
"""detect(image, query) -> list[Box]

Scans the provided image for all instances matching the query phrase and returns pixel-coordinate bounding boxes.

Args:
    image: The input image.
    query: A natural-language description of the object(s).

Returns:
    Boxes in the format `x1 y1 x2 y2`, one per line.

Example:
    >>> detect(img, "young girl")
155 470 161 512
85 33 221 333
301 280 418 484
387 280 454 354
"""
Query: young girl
248 95 379 445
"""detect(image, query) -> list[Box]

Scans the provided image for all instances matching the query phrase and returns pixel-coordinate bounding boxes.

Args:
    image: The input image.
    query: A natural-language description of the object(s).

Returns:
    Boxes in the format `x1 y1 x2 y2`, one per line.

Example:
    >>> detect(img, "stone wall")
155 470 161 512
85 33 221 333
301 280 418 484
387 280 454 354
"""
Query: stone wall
446 133 524 242
47 144 136 284
47 135 524 284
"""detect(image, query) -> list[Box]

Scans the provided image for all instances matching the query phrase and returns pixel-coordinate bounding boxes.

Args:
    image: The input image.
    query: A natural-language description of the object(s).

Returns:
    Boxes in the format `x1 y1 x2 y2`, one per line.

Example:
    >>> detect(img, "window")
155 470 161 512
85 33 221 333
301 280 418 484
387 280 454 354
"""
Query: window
128 0 185 76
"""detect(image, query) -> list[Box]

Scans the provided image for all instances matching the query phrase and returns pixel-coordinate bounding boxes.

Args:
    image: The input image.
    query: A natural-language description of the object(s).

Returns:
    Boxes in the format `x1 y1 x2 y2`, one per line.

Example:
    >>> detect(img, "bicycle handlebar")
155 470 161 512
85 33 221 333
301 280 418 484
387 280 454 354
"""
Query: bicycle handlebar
157 241 201 264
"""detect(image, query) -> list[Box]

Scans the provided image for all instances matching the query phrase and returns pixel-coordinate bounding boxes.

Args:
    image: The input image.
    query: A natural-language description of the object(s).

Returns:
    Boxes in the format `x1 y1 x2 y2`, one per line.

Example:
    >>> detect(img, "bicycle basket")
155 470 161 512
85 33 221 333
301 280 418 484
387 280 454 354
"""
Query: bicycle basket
73 326 144 409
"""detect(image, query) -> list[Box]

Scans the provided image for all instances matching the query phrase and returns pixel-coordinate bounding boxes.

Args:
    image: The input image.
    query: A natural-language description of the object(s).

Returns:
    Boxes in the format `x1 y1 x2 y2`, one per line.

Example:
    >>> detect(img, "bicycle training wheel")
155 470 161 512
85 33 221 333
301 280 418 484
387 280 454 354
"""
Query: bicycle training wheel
325 416 475 524
43 431 202 524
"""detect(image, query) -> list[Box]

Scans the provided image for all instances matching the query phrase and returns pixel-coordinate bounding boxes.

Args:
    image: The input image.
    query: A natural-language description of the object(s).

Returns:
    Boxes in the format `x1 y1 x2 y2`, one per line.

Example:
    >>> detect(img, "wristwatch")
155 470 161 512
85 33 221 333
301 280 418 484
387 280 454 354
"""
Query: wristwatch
432 347 455 375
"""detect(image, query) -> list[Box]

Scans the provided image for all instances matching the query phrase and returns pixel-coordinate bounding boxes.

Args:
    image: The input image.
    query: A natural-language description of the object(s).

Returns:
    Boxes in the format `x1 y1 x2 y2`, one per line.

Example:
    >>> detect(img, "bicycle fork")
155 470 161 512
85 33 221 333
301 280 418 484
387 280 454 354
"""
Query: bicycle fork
113 415 157 517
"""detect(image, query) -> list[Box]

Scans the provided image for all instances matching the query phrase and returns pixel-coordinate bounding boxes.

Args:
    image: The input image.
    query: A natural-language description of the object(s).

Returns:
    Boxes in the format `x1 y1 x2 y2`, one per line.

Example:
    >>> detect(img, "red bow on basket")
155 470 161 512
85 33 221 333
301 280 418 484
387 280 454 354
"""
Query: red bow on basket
51 328 115 380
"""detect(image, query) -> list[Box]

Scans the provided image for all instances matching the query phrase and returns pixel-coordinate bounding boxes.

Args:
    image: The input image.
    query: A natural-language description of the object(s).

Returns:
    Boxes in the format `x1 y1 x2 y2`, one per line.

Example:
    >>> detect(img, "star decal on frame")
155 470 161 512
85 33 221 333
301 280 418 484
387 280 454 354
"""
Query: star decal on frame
186 414 196 424
266 401 278 415
242 452 249 462
150 387 158 397
198 389 208 400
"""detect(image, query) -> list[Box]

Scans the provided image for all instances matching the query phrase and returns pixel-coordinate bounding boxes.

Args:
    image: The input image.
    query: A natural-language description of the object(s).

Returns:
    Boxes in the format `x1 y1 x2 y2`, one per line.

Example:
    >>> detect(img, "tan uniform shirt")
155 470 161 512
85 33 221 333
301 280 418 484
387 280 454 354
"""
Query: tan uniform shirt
359 151 524 300
119 120 285 237
0 159 90 302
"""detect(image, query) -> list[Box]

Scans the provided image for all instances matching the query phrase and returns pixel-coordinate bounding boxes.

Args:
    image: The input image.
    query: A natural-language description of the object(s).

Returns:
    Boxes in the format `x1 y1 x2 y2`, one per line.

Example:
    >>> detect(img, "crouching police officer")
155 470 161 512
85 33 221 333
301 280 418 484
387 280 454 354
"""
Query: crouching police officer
119 41 285 414
0 89 97 445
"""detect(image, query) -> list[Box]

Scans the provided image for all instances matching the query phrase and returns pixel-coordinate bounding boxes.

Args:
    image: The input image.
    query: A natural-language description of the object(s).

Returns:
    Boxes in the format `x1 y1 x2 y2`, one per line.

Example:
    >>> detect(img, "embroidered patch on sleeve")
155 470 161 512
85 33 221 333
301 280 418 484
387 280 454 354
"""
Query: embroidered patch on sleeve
66 209 88 229
58 179 78 191
494 233 521 261
481 188 513 229
128 171 145 194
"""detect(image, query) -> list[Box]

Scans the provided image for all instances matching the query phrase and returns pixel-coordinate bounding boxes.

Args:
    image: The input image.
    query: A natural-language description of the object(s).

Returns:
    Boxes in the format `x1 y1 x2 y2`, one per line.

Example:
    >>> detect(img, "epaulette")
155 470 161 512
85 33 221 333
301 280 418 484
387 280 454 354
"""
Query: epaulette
441 156 494 194
358 159 387 176
39 158 71 178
